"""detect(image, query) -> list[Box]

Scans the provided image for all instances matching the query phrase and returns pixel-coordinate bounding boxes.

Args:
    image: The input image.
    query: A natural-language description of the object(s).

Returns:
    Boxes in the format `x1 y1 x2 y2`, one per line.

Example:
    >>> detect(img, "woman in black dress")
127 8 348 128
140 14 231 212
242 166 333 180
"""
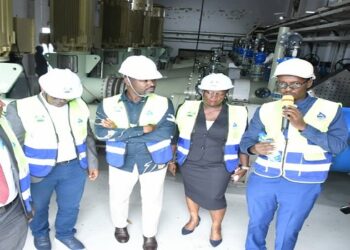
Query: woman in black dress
170 73 249 247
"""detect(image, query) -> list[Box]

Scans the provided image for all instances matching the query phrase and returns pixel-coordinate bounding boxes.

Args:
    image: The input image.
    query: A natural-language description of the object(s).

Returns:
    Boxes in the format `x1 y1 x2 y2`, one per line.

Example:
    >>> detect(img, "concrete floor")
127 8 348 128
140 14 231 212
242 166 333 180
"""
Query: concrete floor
23 152 350 250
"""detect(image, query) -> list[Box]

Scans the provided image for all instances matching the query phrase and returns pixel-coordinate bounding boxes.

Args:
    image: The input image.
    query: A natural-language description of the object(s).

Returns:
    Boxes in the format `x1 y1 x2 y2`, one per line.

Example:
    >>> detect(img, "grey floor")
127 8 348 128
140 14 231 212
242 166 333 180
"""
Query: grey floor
23 151 350 250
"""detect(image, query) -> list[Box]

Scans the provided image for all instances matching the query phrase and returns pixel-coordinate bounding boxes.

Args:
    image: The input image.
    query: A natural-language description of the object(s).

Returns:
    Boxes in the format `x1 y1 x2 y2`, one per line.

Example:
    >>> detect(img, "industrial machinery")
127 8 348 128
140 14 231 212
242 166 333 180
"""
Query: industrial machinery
45 0 171 105
90 0 168 78
312 65 350 172
0 0 24 97
2 0 349 172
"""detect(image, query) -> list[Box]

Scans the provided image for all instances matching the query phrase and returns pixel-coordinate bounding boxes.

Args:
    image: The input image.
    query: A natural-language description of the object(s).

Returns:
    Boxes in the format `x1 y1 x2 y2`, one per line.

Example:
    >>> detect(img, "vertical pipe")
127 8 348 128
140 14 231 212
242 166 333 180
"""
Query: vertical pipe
192 0 205 72
267 26 290 91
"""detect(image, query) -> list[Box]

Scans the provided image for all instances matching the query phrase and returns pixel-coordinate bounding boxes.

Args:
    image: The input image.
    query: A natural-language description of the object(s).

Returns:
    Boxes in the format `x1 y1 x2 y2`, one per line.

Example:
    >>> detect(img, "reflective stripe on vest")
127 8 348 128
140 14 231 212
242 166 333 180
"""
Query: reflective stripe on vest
176 101 247 172
255 98 339 183
0 117 32 213
17 96 89 177
103 93 172 167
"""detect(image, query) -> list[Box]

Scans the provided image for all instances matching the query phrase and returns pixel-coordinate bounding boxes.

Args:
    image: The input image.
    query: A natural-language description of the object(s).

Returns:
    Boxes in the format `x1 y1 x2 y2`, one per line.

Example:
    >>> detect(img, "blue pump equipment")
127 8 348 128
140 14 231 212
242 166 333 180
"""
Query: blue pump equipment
330 107 350 172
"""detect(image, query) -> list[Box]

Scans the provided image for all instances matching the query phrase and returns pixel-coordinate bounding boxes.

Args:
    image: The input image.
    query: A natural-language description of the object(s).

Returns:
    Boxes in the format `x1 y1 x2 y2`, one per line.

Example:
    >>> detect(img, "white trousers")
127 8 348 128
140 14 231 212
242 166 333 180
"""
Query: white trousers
109 165 167 237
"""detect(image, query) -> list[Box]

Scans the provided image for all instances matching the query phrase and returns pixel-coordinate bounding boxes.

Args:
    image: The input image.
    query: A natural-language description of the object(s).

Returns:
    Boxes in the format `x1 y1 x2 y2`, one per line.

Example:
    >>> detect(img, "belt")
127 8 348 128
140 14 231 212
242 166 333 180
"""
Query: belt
56 158 78 166
0 195 19 215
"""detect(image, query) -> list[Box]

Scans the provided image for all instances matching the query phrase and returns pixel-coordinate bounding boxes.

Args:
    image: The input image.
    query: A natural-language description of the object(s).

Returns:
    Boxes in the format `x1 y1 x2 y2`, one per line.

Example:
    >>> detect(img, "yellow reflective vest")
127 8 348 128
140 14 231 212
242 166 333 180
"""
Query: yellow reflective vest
16 96 89 177
176 101 247 172
0 116 32 213
255 98 339 183
102 93 172 167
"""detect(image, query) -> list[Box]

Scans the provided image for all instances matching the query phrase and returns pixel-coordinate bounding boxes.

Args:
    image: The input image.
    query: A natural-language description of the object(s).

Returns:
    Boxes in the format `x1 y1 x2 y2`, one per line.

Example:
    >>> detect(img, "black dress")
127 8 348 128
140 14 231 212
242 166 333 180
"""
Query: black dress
180 104 231 210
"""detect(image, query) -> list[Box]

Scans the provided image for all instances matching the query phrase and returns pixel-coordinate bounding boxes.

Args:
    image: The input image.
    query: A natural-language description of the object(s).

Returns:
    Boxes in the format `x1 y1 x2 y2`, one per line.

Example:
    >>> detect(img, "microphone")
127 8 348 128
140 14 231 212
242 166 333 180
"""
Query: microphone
281 95 294 131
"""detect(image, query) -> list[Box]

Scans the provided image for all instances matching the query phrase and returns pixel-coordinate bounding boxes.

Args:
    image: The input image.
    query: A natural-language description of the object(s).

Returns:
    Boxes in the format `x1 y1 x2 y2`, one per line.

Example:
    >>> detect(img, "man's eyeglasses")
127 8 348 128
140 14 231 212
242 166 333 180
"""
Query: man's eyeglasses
276 79 310 90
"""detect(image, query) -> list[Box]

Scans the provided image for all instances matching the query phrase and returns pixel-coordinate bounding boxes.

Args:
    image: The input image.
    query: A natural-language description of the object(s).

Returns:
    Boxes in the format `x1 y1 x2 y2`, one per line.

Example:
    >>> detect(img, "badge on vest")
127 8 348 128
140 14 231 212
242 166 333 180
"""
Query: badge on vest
146 110 153 116
35 115 45 122
317 112 326 120
186 111 196 117
77 118 84 124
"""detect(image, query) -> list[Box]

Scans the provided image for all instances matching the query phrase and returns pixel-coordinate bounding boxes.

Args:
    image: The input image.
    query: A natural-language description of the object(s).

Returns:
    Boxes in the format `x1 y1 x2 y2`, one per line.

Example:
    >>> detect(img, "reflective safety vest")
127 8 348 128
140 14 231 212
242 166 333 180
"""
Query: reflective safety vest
0 116 32 214
102 93 172 167
255 98 340 183
176 101 247 172
16 96 89 177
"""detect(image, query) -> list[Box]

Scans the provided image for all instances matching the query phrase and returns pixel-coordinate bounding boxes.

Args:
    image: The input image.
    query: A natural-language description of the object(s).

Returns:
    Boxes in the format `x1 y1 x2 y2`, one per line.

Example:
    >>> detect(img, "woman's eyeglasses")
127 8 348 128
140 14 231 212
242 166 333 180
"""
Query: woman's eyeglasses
203 90 226 98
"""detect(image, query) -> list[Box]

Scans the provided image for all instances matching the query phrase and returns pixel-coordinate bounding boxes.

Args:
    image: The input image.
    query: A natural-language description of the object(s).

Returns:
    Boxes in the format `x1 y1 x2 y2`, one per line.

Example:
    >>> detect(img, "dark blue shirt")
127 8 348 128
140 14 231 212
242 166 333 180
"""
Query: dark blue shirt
95 92 175 174
240 95 348 156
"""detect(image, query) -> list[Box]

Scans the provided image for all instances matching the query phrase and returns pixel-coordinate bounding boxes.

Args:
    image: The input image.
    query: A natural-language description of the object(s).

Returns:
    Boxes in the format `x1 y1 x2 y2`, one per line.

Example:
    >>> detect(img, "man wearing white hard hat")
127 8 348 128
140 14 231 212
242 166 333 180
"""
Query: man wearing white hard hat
174 73 249 247
94 55 175 250
6 68 99 250
240 58 348 250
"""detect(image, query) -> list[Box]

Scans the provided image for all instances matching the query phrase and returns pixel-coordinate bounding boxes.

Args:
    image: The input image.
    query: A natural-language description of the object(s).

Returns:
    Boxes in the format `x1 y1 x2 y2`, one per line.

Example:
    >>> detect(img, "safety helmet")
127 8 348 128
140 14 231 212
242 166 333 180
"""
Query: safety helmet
273 58 316 79
39 68 83 99
198 73 233 91
119 55 162 80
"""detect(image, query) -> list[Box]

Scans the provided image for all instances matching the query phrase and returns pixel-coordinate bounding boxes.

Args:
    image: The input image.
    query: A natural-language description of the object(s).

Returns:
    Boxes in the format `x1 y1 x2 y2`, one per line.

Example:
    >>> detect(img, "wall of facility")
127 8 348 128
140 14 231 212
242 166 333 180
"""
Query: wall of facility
154 0 290 57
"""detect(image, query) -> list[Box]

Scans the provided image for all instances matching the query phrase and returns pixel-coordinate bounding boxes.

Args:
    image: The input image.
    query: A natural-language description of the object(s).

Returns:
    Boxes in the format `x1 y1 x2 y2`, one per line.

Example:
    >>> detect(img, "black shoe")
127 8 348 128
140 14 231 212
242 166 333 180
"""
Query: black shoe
34 236 51 250
181 216 201 235
143 236 158 250
209 238 222 247
114 227 129 243
210 226 222 248
56 237 85 249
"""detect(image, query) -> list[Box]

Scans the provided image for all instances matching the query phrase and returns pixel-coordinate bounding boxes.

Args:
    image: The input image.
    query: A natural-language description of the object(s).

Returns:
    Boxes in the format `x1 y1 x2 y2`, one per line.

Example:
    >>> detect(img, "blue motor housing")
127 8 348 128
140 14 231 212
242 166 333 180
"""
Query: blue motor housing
254 52 267 65
330 107 350 172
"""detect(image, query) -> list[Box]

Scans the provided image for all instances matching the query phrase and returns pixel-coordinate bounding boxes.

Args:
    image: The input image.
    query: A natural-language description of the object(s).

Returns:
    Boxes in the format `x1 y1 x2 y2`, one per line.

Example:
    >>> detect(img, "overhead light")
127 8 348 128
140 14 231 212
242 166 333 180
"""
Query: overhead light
41 27 51 34
305 10 315 14
279 16 284 20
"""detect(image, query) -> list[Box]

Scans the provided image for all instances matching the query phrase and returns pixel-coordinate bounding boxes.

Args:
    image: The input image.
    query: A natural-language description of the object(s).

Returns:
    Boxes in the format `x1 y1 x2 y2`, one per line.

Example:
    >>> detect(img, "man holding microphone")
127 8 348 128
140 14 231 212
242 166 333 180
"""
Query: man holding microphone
240 58 348 250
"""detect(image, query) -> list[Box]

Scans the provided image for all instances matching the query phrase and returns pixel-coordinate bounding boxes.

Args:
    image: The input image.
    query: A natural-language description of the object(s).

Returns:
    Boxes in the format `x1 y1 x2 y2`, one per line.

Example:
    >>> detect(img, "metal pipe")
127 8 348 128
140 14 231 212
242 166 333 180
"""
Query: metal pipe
267 26 290 91
193 0 205 72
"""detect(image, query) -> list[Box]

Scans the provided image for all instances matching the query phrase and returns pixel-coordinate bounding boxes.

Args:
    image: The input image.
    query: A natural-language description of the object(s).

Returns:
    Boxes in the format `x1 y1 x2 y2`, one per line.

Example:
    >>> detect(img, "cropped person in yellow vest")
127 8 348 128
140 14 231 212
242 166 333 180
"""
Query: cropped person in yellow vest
94 55 175 250
0 99 32 250
6 68 99 250
172 73 249 248
240 58 348 250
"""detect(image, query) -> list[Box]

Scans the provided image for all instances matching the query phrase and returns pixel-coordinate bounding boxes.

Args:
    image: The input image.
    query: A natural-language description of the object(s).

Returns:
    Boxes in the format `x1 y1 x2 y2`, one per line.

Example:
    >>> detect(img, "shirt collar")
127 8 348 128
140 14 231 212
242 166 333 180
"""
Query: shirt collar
120 91 147 103
295 93 314 107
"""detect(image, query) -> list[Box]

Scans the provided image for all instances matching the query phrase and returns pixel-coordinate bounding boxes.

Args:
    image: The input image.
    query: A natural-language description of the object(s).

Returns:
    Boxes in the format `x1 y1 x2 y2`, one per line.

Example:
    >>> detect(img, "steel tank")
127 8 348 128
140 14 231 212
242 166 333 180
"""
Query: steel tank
0 0 14 61
143 4 165 46
50 0 94 52
0 0 23 95
101 0 147 48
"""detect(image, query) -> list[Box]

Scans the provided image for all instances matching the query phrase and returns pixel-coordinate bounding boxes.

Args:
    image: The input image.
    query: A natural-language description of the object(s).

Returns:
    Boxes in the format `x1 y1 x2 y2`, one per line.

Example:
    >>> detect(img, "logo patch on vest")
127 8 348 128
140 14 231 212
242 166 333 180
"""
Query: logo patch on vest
77 118 83 123
114 107 122 113
146 110 153 116
35 115 45 122
186 111 196 117
232 122 238 128
317 112 326 120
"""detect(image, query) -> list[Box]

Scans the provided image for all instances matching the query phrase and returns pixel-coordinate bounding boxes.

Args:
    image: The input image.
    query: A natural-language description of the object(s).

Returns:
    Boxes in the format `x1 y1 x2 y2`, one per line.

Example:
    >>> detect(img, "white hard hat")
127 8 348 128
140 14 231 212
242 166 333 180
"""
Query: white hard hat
273 58 316 79
198 73 233 91
119 55 162 80
39 68 83 99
